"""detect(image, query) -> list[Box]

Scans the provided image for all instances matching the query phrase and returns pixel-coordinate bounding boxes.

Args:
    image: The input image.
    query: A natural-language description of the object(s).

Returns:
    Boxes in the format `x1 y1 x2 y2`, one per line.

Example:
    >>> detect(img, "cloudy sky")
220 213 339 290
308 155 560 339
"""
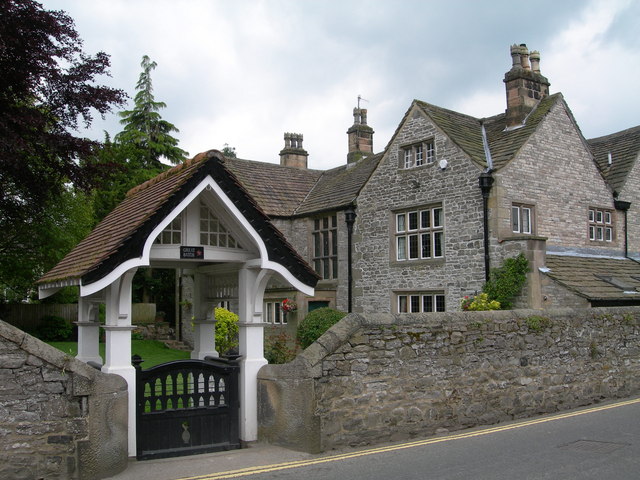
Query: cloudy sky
41 0 640 170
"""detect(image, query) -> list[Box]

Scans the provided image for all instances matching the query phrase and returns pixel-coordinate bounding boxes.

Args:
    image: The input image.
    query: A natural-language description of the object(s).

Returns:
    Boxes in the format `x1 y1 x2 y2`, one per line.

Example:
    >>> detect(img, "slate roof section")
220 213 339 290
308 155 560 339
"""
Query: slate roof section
294 153 382 216
588 125 640 195
38 151 319 289
415 93 562 170
542 254 640 303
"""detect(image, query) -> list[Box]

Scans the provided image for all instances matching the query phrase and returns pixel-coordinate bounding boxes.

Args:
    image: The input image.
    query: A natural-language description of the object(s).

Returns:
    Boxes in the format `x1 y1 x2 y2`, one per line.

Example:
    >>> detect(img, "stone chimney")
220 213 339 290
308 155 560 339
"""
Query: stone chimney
279 132 308 169
504 44 550 129
347 107 374 164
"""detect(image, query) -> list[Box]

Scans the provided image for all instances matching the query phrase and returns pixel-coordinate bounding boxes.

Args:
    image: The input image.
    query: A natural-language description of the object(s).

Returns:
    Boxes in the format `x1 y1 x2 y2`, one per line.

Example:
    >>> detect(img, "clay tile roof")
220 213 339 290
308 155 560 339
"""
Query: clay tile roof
39 151 319 289
543 254 640 302
587 125 640 194
415 94 561 170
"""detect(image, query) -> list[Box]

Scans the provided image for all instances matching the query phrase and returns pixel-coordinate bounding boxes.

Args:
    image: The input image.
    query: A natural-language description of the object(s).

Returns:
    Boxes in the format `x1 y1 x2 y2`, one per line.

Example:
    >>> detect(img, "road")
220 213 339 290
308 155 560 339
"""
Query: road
192 397 640 480
111 397 640 480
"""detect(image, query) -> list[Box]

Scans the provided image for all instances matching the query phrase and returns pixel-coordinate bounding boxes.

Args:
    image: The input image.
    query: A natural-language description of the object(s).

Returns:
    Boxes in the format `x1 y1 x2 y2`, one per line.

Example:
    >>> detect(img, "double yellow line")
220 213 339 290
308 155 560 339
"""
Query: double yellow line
179 397 640 480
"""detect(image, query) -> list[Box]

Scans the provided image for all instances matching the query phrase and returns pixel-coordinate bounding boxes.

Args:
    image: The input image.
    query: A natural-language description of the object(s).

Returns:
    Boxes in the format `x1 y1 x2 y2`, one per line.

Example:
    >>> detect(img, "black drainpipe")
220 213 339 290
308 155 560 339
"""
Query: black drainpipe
479 172 494 282
345 206 357 313
614 199 631 258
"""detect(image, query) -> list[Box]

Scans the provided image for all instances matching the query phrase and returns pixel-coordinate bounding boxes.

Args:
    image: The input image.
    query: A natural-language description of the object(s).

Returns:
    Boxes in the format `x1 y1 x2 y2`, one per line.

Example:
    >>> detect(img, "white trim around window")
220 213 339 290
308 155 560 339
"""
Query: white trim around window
396 292 446 313
395 205 444 261
511 203 533 235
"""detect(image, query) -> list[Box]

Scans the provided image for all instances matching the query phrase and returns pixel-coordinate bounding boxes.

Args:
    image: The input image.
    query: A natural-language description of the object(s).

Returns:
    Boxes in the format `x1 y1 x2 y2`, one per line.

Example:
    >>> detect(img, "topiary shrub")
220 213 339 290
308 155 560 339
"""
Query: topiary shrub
214 307 239 355
34 315 73 341
482 253 529 309
296 307 347 349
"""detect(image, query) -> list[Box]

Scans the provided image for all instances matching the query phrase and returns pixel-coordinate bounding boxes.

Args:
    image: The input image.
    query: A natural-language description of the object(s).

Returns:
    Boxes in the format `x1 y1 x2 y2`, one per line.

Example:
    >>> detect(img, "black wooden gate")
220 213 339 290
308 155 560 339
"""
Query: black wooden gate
133 355 241 460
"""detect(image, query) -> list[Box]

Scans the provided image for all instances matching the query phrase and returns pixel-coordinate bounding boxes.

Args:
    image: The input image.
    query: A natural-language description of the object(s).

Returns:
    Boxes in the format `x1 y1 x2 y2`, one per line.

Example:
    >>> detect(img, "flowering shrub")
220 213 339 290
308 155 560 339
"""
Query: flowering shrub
460 293 500 311
281 298 297 313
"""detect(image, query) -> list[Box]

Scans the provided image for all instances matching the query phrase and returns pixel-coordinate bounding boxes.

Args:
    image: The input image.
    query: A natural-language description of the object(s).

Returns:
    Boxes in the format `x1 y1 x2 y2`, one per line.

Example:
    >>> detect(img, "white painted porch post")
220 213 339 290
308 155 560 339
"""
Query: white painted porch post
237 266 270 441
76 297 102 365
101 269 137 456
191 272 218 359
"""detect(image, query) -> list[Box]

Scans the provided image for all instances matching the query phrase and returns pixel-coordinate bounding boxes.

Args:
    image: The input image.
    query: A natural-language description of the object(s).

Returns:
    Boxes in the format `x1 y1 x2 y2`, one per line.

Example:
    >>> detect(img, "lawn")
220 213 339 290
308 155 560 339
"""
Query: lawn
47 339 190 368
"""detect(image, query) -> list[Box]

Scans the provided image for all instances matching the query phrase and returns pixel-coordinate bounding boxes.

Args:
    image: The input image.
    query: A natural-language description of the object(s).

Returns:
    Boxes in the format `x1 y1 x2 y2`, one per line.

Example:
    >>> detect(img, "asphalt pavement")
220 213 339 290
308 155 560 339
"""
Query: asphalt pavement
107 396 640 480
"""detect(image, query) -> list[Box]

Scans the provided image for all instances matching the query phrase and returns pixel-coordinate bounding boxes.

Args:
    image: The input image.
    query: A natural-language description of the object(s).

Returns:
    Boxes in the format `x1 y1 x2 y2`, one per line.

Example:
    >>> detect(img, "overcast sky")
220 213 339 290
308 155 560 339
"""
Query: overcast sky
41 0 640 170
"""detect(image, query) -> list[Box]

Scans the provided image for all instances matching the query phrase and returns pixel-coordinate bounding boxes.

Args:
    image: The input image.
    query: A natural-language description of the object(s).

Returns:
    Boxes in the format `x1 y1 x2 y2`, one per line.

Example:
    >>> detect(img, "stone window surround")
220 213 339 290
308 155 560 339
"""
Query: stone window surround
588 206 614 243
392 204 444 263
400 138 435 169
511 202 535 235
263 300 287 324
394 290 446 313
312 214 338 280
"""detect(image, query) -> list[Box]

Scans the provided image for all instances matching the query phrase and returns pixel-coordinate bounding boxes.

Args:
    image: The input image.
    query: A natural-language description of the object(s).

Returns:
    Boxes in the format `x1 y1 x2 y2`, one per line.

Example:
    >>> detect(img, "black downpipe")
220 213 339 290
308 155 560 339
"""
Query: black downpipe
345 207 357 313
614 200 631 258
479 172 494 282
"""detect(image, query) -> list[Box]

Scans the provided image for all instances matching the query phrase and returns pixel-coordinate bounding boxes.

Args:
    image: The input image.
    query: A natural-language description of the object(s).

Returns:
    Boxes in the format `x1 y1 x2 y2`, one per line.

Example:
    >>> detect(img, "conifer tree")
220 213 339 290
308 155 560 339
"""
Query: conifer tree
115 55 187 168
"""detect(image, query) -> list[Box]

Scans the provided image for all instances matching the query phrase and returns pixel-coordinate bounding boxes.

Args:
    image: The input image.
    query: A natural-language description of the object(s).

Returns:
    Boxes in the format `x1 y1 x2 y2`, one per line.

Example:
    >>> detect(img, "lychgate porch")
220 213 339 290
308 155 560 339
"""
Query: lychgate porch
38 151 318 456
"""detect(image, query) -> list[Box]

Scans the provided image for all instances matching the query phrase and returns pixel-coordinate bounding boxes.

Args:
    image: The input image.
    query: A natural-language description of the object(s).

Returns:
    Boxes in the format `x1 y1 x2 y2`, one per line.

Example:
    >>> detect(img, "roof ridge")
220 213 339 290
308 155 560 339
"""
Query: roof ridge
126 152 209 197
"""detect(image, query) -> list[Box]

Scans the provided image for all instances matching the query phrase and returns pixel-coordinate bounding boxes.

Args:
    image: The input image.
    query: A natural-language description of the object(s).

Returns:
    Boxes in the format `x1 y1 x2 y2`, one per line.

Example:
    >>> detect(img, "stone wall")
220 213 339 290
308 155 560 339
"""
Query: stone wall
353 104 487 314
0 320 128 480
258 307 640 453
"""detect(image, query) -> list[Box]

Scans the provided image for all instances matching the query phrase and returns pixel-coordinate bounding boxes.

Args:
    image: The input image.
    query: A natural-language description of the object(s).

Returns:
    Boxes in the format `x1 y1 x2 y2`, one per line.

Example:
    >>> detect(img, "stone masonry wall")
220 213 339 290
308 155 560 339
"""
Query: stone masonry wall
258 307 640 453
353 105 486 314
494 99 620 255
618 155 640 260
0 320 128 480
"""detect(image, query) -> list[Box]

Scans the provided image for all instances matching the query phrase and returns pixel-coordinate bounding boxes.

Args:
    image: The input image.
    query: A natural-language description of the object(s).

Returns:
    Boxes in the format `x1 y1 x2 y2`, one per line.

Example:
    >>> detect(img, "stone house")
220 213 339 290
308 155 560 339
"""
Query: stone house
223 43 640 321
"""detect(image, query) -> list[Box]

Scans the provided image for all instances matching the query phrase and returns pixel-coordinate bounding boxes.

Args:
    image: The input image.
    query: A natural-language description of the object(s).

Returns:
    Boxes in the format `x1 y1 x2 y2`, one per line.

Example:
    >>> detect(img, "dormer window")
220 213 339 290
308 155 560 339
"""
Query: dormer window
402 140 435 169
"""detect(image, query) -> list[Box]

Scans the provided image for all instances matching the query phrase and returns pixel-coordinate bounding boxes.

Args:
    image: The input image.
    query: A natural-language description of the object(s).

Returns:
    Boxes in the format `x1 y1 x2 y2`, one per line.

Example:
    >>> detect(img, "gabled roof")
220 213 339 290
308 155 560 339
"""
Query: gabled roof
543 254 640 303
588 125 640 195
294 153 382 216
38 151 319 289
413 94 563 170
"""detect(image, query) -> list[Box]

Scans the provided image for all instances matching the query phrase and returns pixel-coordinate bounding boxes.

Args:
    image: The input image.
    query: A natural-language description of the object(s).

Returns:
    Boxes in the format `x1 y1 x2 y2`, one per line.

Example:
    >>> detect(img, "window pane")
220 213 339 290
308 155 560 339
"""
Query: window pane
421 210 430 228
408 235 419 259
323 259 329 279
605 212 611 224
596 227 603 241
322 231 329 256
314 259 322 273
397 236 406 260
265 303 273 323
314 219 320 230
396 214 406 233
435 295 446 312
433 208 443 227
398 295 408 313
589 226 595 240
434 232 443 257
331 230 338 255
588 209 594 222
404 149 412 169
596 211 603 223
426 142 435 163
421 233 431 258
331 215 337 228
512 206 520 233
605 227 612 242
423 295 433 312
410 295 420 313
332 258 338 279
522 208 531 234
408 212 418 230
314 233 321 257
415 145 423 166
323 217 329 229
274 303 281 324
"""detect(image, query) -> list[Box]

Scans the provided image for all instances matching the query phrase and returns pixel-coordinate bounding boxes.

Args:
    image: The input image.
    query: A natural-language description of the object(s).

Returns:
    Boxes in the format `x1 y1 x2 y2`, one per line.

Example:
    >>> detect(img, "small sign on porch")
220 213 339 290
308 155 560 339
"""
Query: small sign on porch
180 246 204 259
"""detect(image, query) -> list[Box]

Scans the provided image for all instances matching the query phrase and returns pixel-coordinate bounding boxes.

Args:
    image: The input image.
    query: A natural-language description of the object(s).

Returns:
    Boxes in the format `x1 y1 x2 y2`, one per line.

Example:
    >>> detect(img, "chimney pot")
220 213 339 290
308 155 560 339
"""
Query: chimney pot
519 44 531 70
530 50 541 73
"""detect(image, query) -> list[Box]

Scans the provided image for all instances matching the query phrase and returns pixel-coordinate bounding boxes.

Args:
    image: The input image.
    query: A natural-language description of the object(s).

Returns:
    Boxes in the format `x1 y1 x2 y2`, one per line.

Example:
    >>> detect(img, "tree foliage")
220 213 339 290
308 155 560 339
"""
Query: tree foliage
0 0 126 225
115 55 187 169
